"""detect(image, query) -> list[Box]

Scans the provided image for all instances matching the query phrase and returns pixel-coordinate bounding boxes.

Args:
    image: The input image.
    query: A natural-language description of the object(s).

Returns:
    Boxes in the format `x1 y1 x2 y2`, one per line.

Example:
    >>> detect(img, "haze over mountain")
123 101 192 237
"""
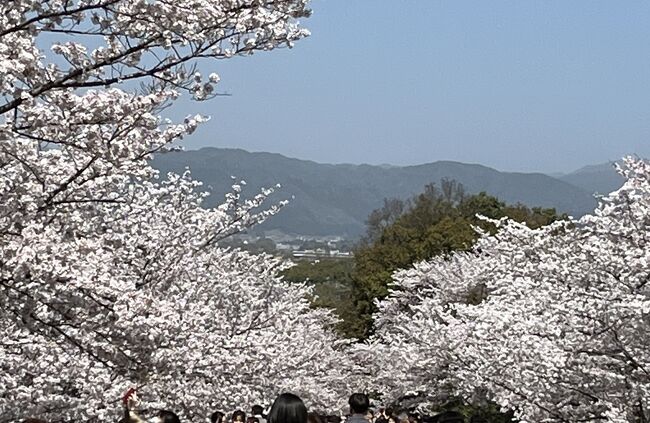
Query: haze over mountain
559 162 626 196
152 148 624 237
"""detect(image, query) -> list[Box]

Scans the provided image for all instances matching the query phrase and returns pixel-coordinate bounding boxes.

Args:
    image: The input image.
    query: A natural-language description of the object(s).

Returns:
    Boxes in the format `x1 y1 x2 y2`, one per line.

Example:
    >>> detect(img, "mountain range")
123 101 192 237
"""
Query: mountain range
152 148 625 237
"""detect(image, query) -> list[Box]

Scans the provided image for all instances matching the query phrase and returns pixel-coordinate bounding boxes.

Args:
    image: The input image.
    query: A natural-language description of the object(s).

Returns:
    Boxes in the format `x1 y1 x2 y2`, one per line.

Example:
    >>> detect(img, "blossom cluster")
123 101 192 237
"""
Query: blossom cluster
363 158 650 422
0 2 365 422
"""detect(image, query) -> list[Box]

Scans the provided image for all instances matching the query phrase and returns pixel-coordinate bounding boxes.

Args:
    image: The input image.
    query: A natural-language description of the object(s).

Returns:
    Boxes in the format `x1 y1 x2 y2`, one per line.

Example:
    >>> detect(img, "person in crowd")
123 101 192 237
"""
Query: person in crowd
374 408 388 423
117 410 146 423
212 411 226 423
326 415 342 423
247 417 260 423
307 412 324 423
387 416 398 423
267 393 308 423
346 393 370 423
155 410 182 423
233 410 247 423
119 388 145 423
252 404 268 423
366 409 375 423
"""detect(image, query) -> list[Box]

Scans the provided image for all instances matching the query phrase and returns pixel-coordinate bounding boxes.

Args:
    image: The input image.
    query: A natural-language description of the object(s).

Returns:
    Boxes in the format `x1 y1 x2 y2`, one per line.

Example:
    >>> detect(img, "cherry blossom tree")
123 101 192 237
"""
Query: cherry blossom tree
364 158 650 422
0 1 363 421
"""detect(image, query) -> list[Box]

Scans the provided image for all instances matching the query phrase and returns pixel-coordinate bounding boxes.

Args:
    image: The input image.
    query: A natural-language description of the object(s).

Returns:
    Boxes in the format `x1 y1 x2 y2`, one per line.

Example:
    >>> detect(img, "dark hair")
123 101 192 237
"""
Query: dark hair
348 393 370 414
233 411 247 423
158 410 181 423
247 417 260 423
307 413 323 423
436 411 464 423
267 393 308 423
212 412 226 423
252 405 265 417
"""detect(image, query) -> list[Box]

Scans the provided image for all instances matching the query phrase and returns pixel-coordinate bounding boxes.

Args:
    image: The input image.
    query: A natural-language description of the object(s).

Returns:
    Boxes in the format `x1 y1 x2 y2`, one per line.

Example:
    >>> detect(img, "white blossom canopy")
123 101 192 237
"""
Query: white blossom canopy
0 1 364 421
363 158 650 422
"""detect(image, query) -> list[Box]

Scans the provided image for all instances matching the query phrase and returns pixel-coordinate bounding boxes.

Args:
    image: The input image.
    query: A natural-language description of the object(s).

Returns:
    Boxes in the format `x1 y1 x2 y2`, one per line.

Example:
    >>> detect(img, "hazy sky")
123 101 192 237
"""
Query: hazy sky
173 0 650 173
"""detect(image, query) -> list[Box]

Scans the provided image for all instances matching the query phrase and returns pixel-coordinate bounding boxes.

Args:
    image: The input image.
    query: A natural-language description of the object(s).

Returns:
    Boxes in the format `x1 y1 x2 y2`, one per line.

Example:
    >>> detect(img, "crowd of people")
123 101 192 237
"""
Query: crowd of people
21 392 488 423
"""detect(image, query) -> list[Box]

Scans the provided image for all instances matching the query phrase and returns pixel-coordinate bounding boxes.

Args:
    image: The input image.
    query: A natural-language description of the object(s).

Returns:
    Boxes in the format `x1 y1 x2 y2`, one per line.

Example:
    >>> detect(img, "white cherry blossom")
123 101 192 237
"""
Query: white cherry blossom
0 2 363 421
364 158 650 422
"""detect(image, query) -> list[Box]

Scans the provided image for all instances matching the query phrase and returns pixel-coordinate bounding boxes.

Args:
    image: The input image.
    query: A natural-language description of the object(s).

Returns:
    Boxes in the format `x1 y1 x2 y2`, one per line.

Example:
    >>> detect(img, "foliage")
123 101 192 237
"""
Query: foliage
360 158 650 422
152 148 602 238
348 179 566 339
281 259 356 336
0 2 367 421
282 259 354 286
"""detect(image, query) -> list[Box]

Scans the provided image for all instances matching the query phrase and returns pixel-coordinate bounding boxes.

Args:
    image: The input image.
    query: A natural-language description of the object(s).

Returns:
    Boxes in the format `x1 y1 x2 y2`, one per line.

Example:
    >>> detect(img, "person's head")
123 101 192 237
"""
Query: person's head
252 405 265 417
436 412 464 423
233 411 247 423
156 410 181 423
348 393 369 415
387 416 398 423
307 413 323 423
267 393 308 423
117 412 146 423
247 417 259 423
212 412 225 423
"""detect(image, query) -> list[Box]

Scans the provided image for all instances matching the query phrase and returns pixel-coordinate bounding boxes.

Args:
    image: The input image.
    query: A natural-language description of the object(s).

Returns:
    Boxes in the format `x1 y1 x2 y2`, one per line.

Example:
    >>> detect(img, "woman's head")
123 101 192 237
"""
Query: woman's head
267 393 308 423
232 411 246 423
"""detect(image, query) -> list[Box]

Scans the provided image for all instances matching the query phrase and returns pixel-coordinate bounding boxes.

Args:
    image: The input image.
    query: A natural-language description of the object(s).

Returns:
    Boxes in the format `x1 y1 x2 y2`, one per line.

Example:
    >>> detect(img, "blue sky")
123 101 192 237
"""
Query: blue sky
173 0 650 173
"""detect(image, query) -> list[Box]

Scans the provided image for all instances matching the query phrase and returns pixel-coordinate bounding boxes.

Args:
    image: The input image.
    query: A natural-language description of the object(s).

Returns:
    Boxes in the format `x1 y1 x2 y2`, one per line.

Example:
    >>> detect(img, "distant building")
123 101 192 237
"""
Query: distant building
292 249 353 259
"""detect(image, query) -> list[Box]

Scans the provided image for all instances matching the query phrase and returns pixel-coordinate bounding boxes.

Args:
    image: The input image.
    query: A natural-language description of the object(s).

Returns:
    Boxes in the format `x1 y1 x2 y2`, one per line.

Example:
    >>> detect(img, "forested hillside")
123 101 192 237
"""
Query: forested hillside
153 148 603 236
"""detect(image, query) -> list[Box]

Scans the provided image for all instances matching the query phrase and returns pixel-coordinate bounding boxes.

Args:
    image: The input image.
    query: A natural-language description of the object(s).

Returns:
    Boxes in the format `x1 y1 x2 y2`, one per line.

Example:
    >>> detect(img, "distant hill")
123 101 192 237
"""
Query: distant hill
152 148 601 237
559 162 625 196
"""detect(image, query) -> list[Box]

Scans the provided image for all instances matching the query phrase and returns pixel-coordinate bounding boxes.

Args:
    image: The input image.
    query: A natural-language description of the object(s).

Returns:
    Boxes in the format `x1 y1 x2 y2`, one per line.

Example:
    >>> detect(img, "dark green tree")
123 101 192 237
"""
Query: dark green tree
280 259 356 335
346 179 566 340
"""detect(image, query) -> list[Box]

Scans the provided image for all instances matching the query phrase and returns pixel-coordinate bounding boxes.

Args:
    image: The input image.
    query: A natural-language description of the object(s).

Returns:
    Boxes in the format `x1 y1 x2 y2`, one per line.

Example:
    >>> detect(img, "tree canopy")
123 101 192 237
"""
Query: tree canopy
347 179 566 339
0 2 364 420
360 158 650 422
